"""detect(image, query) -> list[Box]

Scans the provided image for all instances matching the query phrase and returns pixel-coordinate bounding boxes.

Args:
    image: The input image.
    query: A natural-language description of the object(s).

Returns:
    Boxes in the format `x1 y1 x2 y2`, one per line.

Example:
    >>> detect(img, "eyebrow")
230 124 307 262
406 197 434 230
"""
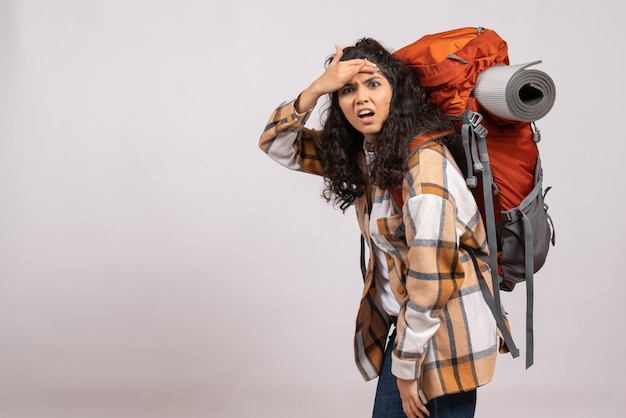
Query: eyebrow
343 75 383 88
364 75 383 83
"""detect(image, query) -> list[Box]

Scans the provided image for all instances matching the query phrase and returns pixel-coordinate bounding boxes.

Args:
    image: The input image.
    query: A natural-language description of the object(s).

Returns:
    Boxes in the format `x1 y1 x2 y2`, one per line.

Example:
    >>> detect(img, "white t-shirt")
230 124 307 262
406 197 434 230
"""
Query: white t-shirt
364 149 401 317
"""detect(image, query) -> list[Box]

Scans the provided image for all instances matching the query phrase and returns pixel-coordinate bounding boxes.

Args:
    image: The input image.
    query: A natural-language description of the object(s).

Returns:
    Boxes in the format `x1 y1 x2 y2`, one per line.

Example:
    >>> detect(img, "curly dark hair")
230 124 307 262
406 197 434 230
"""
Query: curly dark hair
319 38 454 211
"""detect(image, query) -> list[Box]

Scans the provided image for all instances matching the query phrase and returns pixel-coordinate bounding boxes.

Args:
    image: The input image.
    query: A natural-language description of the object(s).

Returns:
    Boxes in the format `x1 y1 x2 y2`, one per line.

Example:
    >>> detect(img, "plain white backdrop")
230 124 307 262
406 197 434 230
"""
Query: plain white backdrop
0 0 624 417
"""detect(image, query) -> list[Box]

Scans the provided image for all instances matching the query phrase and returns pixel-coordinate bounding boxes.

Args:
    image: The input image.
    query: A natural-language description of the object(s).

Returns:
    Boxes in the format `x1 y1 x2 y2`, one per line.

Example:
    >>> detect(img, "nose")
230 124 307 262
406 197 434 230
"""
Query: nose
355 87 369 104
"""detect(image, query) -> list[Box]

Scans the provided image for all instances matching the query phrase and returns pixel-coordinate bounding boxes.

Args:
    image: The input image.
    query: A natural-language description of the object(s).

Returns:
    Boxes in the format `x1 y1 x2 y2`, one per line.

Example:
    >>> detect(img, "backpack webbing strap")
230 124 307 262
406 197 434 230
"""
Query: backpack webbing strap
544 186 556 246
523 216 535 368
460 111 504 312
507 205 535 368
463 244 520 360
500 160 545 369
459 118 479 188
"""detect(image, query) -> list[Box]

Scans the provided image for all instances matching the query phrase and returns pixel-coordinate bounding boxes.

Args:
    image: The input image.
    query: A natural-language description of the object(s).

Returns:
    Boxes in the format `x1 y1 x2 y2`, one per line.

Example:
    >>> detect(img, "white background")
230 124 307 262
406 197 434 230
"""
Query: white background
1 0 623 417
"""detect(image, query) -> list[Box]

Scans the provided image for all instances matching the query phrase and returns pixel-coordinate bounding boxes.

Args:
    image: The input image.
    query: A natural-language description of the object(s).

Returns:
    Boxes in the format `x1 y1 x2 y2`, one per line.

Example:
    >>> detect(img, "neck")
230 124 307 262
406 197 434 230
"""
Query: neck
364 136 377 152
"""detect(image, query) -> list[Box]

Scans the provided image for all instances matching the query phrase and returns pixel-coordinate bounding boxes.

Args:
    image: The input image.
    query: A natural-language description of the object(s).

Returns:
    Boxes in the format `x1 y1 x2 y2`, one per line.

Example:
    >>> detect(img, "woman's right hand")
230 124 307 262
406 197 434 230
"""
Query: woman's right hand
397 378 430 418
295 45 379 113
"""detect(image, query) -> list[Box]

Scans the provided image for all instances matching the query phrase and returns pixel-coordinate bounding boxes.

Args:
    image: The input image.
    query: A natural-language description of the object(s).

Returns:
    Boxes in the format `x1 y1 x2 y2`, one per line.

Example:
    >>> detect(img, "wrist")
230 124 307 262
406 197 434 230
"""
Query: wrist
294 89 318 114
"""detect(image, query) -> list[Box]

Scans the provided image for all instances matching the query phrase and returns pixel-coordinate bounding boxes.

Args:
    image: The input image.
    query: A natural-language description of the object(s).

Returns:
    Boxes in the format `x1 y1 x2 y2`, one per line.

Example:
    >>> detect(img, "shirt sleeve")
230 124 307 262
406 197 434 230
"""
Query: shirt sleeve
391 146 468 380
258 99 325 175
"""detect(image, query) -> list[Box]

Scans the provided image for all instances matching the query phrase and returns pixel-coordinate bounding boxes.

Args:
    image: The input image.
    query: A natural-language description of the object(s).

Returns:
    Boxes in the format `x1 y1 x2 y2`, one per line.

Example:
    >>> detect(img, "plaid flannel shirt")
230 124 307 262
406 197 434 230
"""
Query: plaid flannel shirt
259 100 501 402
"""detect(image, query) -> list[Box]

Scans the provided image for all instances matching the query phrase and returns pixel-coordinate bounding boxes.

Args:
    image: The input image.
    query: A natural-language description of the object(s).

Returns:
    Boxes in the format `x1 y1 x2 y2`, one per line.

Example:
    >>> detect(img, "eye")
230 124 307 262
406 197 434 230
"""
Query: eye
368 80 380 88
340 86 354 95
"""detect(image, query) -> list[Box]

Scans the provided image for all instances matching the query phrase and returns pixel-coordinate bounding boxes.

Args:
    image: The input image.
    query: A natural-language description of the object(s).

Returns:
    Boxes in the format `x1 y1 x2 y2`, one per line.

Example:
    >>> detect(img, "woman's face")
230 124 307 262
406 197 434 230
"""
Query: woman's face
338 71 393 144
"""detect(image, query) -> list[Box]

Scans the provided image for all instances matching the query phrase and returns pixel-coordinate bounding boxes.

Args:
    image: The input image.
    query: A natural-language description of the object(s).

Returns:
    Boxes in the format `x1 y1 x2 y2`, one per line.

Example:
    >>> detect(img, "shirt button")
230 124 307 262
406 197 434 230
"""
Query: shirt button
396 286 405 294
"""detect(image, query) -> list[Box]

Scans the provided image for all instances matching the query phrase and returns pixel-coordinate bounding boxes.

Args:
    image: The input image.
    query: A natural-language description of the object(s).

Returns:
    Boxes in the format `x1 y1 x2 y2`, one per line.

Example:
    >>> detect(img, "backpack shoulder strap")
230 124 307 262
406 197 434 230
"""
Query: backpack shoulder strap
462 244 520 359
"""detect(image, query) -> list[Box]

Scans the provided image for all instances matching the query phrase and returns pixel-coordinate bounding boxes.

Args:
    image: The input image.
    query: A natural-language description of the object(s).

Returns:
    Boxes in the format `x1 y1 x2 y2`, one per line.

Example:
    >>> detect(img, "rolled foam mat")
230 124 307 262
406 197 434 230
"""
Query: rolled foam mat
473 60 556 122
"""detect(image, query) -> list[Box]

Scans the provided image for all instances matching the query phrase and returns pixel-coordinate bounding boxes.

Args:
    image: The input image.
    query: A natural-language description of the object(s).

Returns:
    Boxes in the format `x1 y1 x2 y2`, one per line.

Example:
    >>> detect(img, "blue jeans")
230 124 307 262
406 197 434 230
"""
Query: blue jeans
372 321 477 418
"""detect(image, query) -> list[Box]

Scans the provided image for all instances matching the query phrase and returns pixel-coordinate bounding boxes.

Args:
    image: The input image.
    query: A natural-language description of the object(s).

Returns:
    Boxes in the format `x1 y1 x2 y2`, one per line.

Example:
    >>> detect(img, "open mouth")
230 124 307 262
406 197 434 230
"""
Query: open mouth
359 110 375 119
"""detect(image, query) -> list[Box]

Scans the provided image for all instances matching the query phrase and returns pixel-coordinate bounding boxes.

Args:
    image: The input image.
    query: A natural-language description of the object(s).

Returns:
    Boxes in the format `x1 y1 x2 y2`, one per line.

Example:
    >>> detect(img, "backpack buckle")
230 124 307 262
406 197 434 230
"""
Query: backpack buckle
464 110 488 139
531 121 541 143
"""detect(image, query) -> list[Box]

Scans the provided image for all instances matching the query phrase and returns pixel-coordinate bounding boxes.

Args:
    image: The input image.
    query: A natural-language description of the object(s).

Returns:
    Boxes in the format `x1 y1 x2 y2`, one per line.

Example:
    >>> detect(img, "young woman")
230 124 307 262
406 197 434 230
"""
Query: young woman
258 38 504 418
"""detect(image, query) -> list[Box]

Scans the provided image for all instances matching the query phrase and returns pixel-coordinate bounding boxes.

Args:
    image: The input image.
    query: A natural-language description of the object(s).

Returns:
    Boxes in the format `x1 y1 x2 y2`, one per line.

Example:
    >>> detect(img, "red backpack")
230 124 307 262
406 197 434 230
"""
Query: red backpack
393 27 556 368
